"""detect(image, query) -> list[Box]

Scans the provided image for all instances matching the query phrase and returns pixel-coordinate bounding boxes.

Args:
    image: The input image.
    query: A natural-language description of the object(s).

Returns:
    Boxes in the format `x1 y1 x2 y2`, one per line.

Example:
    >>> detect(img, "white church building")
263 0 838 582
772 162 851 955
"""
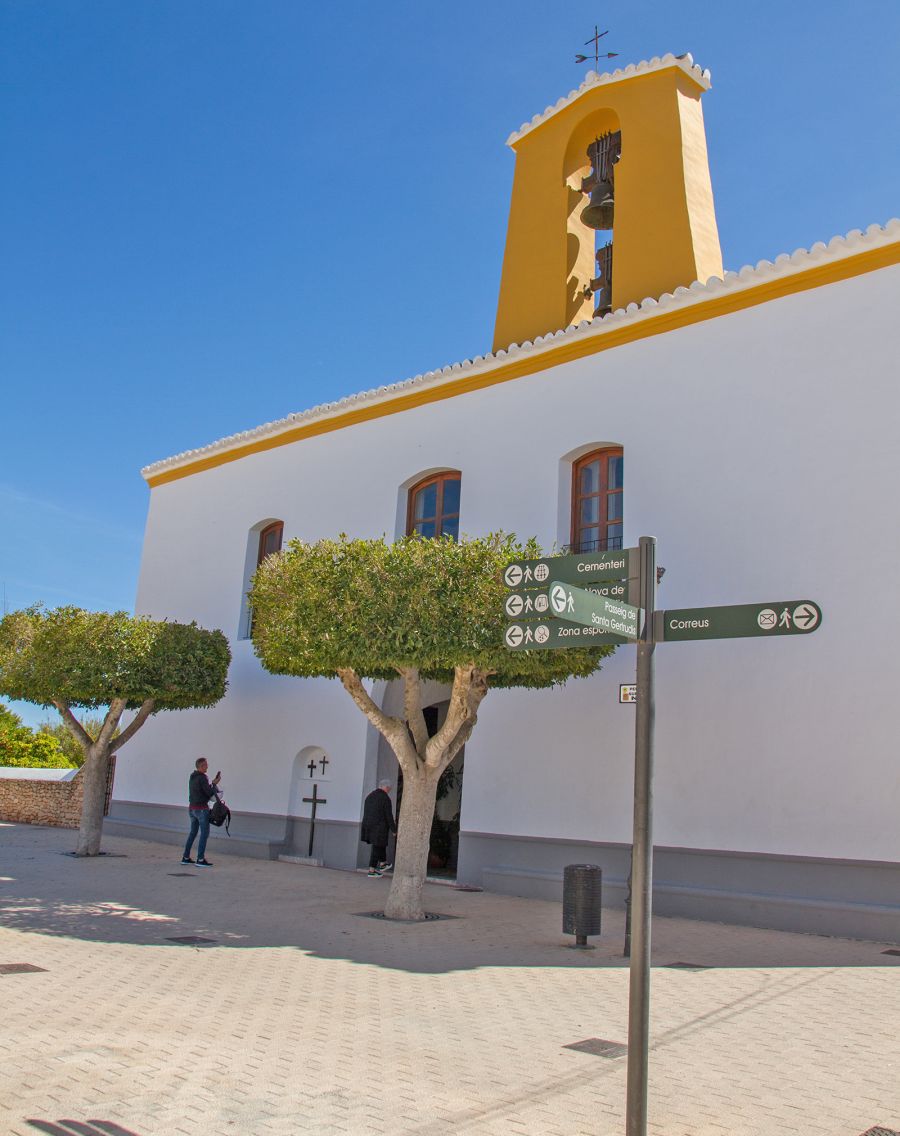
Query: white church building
108 54 900 941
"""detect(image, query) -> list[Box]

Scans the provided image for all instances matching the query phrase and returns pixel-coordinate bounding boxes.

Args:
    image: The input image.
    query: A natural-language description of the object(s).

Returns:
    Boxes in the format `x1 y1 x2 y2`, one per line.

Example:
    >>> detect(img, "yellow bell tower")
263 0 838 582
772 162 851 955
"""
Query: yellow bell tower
493 54 723 352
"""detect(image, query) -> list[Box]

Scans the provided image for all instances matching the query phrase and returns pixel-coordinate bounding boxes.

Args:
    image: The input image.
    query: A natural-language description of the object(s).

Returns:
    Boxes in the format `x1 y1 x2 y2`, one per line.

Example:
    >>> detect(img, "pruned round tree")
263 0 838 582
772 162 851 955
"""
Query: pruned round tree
0 607 231 855
250 533 616 921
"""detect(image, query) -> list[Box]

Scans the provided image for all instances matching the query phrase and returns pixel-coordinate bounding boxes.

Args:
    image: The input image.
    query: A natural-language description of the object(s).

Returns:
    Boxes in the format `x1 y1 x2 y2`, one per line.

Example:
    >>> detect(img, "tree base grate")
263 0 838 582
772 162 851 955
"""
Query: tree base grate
167 872 196 877
164 936 217 945
564 1037 627 1059
881 949 900 957
0 963 47 975
665 961 711 970
355 911 457 923
59 851 128 858
858 1128 900 1135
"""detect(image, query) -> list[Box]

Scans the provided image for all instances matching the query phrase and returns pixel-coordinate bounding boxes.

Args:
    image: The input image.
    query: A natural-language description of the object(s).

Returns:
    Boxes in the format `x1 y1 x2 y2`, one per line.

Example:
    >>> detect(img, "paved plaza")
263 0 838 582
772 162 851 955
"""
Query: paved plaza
0 822 898 1136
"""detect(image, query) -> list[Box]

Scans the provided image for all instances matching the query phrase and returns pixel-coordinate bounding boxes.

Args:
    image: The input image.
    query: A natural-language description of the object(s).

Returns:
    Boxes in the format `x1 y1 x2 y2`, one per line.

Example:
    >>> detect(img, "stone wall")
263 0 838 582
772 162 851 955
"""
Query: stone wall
0 760 116 828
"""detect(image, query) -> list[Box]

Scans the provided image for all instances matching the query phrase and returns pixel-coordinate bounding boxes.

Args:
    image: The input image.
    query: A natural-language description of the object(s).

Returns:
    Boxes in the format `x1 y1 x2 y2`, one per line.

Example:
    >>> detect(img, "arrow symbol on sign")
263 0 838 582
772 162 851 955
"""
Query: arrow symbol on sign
505 625 524 648
794 605 817 628
505 594 524 617
550 584 568 614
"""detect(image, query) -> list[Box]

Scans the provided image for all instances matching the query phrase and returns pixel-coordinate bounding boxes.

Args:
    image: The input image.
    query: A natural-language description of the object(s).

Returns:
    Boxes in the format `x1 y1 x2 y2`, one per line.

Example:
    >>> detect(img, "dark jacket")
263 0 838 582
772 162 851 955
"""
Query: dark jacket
361 788 396 846
188 769 217 809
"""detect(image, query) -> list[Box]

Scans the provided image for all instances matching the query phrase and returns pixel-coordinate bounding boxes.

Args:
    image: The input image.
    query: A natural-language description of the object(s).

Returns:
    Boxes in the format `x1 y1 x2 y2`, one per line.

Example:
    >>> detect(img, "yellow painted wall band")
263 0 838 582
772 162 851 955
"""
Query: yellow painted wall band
146 243 899 488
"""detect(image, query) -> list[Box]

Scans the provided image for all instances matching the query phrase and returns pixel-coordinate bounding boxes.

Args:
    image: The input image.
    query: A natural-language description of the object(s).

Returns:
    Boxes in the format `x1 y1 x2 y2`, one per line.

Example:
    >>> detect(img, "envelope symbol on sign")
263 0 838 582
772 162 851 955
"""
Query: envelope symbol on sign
757 608 777 630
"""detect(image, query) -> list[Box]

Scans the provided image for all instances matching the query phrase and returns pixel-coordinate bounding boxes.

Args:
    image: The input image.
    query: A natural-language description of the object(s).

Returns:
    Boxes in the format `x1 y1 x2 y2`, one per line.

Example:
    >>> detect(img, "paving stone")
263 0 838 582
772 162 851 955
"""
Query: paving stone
0 823 899 1135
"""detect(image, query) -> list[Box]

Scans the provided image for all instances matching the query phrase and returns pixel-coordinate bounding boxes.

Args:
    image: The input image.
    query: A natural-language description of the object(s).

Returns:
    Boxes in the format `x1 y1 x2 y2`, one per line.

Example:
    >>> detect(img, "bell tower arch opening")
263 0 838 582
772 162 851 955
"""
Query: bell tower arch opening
493 55 723 352
563 110 621 326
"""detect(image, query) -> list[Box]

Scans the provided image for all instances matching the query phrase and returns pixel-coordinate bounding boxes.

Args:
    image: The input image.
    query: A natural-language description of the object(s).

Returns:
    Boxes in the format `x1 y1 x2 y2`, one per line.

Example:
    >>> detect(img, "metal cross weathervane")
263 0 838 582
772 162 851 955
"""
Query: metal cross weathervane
575 24 618 66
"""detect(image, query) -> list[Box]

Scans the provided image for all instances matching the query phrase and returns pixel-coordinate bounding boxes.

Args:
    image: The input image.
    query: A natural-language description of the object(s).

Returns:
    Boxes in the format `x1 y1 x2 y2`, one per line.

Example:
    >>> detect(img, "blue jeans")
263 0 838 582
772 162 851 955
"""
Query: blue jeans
183 808 210 861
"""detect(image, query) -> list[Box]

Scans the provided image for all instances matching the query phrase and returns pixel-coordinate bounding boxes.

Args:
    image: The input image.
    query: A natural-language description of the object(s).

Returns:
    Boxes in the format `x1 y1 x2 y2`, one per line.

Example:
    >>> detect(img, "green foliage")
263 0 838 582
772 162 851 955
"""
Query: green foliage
38 716 112 767
0 607 231 711
0 701 74 768
0 702 23 731
250 533 615 688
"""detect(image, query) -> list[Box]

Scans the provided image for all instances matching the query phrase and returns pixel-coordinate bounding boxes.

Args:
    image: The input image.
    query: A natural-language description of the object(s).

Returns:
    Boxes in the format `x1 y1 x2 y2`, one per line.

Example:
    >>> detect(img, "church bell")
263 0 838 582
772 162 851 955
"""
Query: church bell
580 132 621 231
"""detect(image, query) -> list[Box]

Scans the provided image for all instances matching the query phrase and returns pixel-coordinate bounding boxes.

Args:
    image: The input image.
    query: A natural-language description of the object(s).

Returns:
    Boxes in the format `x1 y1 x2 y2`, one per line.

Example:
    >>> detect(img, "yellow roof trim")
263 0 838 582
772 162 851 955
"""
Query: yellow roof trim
146 239 900 489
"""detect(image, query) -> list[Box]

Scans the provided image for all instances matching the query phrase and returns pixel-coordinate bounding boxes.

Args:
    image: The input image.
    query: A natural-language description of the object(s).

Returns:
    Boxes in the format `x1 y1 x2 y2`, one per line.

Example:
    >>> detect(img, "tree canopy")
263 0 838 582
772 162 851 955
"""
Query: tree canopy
251 533 612 686
251 532 618 921
0 606 231 855
0 606 230 711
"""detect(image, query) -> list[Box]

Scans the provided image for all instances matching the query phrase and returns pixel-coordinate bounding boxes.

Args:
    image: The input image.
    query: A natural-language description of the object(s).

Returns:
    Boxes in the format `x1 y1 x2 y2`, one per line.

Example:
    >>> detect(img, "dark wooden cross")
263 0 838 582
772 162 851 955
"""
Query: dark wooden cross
302 783 327 858
318 754 330 774
307 758 317 777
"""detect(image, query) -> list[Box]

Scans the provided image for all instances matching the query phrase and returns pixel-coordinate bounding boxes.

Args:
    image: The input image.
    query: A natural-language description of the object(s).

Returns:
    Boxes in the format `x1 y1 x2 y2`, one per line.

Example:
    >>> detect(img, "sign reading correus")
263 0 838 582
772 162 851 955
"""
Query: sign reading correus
661 600 822 641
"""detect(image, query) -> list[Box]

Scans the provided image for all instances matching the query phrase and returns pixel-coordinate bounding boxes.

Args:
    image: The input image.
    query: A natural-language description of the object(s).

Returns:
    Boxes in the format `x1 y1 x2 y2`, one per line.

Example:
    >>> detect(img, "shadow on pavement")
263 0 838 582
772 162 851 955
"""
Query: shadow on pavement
0 824 897 974
27 1122 144 1135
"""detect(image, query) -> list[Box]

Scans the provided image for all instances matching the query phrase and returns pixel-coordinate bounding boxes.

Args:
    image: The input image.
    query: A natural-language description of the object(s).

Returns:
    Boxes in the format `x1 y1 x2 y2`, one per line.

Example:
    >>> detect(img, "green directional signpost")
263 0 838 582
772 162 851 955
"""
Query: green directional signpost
499 538 823 1136
548 580 641 638
502 548 633 589
504 579 628 621
660 600 821 641
504 620 631 650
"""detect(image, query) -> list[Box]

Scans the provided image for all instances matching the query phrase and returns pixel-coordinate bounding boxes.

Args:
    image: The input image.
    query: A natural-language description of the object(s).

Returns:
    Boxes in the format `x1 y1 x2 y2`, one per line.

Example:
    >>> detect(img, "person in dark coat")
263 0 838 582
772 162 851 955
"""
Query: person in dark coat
361 779 396 876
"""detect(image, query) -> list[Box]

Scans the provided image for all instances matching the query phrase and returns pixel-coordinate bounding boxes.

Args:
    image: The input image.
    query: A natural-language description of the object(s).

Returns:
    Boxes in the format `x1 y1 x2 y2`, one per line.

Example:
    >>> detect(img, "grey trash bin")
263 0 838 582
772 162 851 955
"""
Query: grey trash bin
563 863 602 947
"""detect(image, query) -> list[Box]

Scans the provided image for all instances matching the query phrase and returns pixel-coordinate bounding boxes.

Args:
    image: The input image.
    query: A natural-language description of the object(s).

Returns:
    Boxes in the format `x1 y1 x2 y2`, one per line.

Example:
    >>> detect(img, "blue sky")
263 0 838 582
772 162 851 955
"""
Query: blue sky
2 1 898 726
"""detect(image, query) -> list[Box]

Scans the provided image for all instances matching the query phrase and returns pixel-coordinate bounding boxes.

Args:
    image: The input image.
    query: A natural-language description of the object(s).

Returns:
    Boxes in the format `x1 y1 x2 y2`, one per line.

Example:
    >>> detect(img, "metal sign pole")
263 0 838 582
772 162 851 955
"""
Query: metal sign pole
625 535 657 1136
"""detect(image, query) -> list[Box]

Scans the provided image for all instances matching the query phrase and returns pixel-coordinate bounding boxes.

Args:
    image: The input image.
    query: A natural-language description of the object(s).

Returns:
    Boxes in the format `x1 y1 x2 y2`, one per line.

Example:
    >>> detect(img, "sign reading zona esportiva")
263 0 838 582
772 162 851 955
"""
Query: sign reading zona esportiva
503 621 630 650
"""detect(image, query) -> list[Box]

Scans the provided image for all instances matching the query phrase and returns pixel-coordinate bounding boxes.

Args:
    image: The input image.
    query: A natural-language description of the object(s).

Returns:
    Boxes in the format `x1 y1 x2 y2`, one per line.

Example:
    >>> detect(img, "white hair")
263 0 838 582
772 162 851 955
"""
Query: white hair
378 779 392 790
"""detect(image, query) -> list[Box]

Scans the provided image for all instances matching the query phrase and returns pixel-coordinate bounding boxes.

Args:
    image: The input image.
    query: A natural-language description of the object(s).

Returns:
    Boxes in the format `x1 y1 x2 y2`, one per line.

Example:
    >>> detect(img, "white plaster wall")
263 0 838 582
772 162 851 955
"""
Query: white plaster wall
118 264 900 861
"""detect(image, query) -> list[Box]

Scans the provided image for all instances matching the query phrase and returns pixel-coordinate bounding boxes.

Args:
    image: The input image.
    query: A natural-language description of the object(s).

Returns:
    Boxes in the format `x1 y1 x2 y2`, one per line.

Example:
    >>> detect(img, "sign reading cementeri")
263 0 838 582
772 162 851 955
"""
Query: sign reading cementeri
503 549 634 588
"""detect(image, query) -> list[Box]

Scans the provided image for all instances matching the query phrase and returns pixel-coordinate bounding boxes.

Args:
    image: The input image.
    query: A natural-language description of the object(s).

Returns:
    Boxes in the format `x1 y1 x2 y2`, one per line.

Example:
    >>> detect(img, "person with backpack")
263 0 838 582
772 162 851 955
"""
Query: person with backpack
182 757 220 867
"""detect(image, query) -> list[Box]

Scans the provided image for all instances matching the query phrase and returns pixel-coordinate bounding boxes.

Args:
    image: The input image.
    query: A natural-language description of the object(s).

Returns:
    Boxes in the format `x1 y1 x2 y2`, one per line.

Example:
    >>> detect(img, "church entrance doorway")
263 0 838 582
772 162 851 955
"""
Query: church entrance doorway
394 701 464 879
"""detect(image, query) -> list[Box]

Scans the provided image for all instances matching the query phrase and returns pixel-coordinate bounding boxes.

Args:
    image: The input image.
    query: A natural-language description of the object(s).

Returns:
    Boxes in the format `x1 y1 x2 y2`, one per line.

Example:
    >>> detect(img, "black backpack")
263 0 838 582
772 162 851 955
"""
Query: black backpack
209 793 231 835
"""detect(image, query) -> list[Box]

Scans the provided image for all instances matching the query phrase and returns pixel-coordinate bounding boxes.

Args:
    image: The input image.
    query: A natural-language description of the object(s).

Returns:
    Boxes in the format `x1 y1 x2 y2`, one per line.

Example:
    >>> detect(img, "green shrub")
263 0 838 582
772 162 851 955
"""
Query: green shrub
0 702 75 768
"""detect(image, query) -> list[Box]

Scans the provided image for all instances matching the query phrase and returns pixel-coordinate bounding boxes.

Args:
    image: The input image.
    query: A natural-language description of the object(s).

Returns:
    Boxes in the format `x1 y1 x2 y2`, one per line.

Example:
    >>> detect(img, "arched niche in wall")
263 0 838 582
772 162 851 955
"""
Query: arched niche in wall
288 745 330 818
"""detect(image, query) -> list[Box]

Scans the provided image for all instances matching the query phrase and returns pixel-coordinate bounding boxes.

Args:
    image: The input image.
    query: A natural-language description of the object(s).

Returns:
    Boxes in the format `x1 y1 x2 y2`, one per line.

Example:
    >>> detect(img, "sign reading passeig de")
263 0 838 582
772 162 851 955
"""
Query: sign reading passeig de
548 580 640 638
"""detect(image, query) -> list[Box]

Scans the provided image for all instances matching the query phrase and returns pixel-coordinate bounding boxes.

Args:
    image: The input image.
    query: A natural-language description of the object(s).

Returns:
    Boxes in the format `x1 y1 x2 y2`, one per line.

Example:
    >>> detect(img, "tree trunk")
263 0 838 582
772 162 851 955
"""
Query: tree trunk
75 743 111 856
336 665 488 923
384 765 441 921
